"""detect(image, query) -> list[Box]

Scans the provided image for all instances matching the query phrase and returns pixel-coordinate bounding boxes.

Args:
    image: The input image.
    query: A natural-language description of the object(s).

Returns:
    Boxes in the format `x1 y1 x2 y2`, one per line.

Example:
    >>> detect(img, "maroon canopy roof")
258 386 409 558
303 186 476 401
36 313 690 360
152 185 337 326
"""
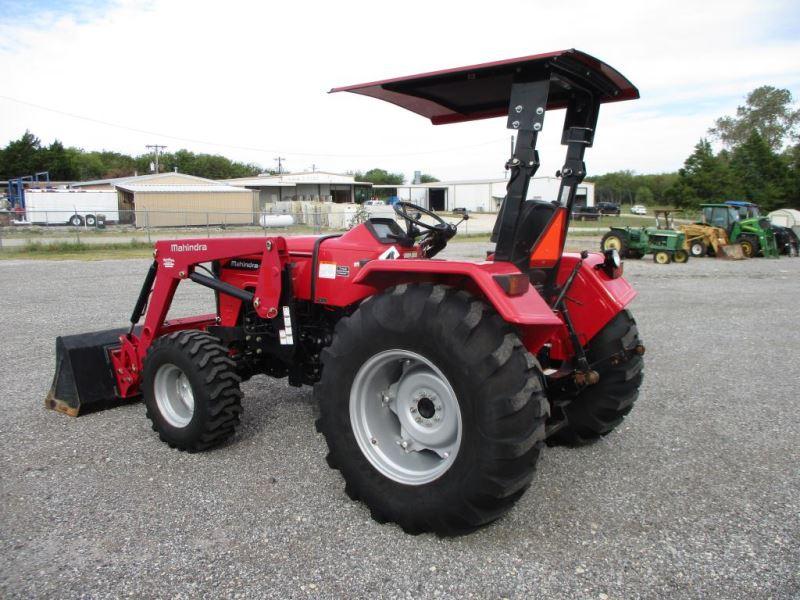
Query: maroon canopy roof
330 49 638 125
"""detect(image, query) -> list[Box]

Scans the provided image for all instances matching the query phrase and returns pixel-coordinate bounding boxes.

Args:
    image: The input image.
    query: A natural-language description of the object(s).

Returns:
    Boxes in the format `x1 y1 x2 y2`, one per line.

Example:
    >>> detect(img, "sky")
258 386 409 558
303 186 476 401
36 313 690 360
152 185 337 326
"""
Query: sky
0 0 799 182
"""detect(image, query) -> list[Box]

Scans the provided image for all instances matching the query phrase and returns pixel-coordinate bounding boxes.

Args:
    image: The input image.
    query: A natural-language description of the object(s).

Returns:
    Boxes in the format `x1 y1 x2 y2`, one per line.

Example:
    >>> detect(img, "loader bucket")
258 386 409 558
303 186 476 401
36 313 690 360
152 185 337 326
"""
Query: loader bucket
46 327 129 416
717 243 745 260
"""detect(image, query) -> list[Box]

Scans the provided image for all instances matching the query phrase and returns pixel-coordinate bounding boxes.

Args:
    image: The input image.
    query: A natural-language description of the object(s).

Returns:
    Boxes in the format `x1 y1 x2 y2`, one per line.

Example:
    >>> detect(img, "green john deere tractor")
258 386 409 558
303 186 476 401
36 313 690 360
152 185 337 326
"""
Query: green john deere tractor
702 202 778 258
724 201 788 257
601 210 688 264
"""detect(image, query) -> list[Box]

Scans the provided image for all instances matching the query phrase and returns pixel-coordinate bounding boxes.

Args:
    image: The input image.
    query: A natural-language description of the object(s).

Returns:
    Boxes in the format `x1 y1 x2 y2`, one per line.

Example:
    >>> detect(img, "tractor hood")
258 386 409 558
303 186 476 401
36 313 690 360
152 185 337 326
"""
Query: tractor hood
330 49 639 125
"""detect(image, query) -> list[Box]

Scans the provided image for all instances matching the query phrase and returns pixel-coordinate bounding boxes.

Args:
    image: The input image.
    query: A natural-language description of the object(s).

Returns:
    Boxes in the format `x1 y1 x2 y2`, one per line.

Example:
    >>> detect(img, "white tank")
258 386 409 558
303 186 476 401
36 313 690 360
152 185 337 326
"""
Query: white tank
259 214 295 228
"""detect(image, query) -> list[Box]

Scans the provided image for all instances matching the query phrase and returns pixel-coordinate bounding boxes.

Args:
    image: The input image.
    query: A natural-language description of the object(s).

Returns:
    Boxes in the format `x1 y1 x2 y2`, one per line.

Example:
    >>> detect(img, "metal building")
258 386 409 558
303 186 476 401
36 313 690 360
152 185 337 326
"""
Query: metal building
71 172 256 226
223 171 373 208
375 177 595 213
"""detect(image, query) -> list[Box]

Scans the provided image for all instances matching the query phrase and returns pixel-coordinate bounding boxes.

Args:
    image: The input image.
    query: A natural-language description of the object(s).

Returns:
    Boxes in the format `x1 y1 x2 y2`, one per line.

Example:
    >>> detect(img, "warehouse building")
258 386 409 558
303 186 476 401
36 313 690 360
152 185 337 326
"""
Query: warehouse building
71 172 256 227
374 177 595 213
223 171 373 209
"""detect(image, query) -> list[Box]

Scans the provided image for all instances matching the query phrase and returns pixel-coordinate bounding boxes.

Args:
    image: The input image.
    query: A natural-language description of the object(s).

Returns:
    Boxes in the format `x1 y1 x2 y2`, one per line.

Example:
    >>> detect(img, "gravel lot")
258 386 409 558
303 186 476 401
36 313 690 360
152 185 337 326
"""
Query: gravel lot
1 250 798 598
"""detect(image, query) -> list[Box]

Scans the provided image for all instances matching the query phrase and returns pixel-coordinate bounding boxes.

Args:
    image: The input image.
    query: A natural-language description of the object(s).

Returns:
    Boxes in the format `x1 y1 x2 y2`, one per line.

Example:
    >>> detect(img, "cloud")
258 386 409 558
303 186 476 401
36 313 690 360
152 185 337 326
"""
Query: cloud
0 0 798 180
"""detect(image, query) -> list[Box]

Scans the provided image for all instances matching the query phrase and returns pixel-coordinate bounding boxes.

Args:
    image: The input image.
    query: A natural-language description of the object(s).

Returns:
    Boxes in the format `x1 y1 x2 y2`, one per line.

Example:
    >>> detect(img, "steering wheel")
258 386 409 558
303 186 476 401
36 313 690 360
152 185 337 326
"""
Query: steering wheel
393 201 452 236
392 201 457 258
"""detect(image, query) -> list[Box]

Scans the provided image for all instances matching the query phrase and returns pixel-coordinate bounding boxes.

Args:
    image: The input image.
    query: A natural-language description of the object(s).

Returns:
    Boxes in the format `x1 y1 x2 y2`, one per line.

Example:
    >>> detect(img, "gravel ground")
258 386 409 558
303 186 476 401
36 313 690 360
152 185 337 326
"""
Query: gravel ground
1 251 798 599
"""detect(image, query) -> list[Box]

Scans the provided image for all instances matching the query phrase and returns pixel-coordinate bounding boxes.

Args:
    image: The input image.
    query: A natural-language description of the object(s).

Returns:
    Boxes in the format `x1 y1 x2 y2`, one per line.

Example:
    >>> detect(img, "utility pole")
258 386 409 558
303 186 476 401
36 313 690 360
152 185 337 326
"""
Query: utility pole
146 144 167 174
274 156 286 174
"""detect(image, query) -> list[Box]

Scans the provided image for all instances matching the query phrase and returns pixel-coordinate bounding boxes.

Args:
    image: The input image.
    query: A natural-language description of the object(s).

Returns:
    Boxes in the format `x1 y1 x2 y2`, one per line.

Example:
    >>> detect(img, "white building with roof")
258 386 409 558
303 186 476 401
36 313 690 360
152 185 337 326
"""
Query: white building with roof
71 172 255 227
223 171 373 208
374 177 595 213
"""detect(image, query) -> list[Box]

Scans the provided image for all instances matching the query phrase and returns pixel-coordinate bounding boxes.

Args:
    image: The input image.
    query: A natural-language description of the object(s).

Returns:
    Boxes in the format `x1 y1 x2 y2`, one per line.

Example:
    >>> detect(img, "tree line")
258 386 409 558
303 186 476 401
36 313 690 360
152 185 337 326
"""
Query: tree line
587 86 799 211
0 132 263 182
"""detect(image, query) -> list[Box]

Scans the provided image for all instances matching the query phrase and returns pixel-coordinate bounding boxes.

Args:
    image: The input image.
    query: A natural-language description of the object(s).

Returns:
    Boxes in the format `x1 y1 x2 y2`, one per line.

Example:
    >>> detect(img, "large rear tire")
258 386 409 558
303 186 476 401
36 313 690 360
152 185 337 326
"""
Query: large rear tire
601 231 628 256
315 284 548 536
142 330 243 452
547 310 644 447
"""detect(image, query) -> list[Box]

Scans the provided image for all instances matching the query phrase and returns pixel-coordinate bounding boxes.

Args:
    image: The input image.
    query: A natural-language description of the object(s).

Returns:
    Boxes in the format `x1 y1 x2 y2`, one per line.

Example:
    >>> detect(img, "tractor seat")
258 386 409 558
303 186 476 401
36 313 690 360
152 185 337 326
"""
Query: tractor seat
491 199 557 250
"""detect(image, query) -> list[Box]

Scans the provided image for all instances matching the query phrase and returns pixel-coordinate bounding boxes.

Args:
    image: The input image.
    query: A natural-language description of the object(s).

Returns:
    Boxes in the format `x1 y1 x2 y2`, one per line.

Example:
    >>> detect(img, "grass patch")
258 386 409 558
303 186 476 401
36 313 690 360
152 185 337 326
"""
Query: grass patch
0 240 153 261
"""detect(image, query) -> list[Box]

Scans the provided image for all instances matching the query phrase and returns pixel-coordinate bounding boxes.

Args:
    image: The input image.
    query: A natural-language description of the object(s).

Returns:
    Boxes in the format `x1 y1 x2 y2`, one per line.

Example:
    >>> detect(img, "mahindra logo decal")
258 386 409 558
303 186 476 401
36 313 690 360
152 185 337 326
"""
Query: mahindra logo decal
170 243 208 252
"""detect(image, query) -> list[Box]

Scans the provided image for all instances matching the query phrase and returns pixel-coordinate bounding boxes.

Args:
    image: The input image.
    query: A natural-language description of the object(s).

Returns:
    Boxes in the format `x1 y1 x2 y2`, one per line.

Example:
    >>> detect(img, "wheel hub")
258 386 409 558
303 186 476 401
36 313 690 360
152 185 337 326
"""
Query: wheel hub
350 350 462 485
154 363 195 428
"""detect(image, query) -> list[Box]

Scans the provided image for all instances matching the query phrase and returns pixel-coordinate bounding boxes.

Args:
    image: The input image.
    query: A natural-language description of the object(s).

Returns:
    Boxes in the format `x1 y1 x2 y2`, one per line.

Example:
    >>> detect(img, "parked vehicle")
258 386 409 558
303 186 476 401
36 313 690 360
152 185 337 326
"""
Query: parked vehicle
571 205 600 221
702 203 778 258
364 199 384 206
602 210 688 264
47 49 645 536
630 204 647 215
596 202 621 215
18 190 119 226
725 201 796 257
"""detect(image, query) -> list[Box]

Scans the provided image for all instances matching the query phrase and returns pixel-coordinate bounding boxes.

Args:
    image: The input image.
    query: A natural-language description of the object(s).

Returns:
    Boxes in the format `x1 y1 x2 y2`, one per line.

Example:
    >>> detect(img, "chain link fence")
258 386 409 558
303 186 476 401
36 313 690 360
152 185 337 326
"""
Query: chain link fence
0 205 487 252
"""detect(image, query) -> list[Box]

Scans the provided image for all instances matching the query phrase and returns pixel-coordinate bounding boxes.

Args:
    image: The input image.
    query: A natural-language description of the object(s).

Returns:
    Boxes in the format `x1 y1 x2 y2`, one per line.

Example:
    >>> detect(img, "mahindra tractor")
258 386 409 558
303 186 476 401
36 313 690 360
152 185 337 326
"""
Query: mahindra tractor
47 50 645 536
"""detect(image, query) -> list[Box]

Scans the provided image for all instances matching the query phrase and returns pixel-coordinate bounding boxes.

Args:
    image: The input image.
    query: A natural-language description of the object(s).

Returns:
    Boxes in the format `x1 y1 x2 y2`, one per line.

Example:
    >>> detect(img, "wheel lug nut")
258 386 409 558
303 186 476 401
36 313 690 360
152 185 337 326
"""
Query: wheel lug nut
415 416 422 423
443 452 450 459
410 407 417 413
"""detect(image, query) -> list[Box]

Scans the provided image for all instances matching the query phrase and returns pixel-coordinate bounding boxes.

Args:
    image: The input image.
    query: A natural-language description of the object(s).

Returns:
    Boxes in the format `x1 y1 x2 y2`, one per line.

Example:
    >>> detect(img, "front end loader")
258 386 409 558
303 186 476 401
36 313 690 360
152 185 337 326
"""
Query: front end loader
47 50 645 536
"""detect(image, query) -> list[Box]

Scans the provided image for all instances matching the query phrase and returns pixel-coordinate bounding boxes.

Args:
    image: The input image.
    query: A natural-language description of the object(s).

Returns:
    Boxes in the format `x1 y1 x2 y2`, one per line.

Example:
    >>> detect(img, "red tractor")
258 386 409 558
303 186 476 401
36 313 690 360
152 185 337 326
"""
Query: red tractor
48 49 644 536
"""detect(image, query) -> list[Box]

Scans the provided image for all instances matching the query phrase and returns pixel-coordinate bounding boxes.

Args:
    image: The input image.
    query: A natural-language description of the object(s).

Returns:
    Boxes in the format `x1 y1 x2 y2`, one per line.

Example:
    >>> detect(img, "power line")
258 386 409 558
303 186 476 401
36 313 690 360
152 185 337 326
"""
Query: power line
145 144 167 173
274 156 286 174
0 94 508 159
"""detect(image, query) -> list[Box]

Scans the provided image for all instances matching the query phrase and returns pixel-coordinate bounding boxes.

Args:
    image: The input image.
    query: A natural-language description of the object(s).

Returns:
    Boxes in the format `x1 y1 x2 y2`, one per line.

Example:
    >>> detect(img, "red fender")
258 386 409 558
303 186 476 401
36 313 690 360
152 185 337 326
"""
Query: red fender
352 259 562 349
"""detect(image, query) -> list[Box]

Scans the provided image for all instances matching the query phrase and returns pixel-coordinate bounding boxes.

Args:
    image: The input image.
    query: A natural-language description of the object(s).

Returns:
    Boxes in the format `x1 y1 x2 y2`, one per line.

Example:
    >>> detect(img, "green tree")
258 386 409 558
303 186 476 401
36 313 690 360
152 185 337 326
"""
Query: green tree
784 143 800 208
729 131 789 211
667 139 736 208
353 168 405 185
0 130 44 179
419 173 439 183
586 170 636 204
635 186 654 205
42 140 72 180
710 86 800 151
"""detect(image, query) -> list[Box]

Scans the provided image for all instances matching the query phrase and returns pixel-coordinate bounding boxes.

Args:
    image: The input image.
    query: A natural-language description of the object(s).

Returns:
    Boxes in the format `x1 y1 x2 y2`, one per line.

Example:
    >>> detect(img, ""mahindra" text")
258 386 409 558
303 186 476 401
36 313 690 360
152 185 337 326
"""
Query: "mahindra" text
170 243 208 252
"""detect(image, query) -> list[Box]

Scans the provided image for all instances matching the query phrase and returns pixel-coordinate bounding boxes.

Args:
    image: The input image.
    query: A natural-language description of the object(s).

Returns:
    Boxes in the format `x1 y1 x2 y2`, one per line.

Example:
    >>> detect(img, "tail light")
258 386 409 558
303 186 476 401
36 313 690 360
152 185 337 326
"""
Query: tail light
494 272 529 296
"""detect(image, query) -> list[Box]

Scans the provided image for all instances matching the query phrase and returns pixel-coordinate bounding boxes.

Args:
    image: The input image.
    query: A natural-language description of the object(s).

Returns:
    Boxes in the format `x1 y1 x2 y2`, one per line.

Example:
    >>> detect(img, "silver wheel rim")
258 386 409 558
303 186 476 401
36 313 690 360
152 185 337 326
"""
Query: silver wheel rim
691 243 703 256
350 349 462 486
154 363 195 428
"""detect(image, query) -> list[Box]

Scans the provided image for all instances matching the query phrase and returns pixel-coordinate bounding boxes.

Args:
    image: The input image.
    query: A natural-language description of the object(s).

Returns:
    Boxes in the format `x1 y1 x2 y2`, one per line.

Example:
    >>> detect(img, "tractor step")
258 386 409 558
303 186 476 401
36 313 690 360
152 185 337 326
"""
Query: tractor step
46 327 135 416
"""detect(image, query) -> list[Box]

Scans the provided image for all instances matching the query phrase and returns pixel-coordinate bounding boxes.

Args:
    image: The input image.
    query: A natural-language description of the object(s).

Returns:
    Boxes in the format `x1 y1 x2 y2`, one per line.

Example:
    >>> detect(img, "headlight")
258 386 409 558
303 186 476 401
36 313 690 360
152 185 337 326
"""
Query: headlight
597 248 623 278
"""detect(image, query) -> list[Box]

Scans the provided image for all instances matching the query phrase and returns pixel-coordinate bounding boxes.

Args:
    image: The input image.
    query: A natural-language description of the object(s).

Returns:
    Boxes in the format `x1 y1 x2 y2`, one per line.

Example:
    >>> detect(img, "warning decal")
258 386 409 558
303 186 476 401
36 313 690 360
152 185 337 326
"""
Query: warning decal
318 261 337 279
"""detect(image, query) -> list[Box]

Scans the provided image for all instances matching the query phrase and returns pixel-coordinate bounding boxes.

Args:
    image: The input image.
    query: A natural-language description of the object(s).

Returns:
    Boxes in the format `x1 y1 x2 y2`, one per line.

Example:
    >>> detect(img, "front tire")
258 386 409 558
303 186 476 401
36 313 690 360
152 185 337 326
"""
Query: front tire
673 249 689 263
689 240 706 257
739 236 759 258
142 330 243 452
315 284 548 536
548 310 644 446
653 251 671 264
